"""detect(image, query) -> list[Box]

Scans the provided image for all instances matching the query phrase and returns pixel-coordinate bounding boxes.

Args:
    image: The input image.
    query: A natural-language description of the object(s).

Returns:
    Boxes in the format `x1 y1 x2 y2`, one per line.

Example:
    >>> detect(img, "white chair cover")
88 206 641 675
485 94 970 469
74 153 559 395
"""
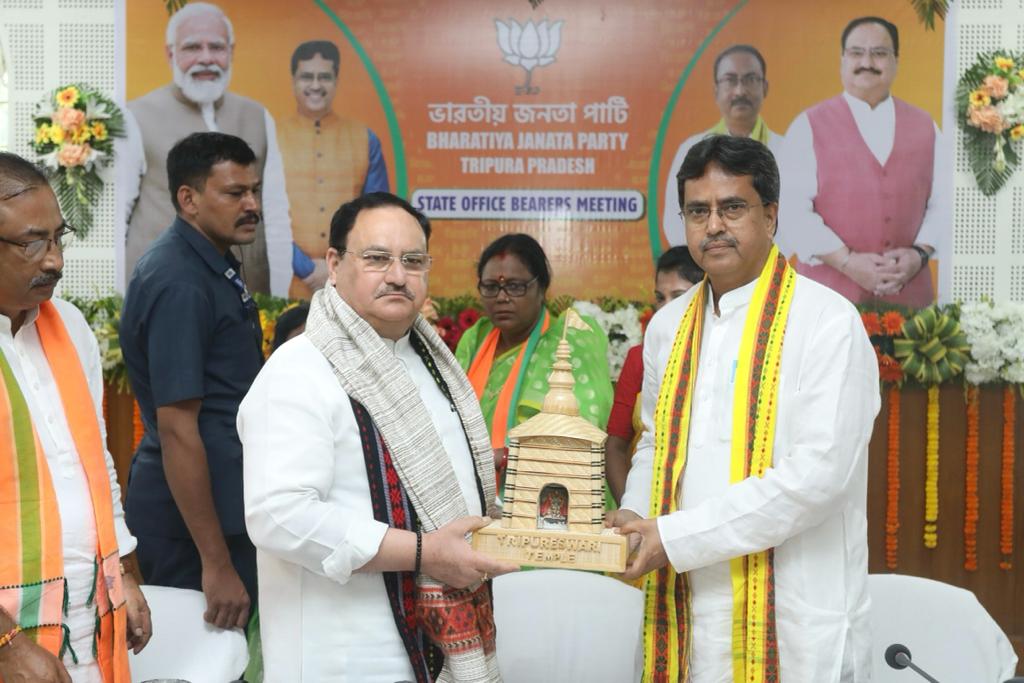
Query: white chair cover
128 585 248 683
868 573 1018 682
492 569 644 683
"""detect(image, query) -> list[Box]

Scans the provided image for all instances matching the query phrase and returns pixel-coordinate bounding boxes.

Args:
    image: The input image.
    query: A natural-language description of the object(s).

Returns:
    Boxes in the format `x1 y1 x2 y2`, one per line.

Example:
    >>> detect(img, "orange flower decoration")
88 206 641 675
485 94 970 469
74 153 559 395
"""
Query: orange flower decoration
861 311 882 337
964 386 980 571
881 310 905 336
885 385 901 570
878 353 904 384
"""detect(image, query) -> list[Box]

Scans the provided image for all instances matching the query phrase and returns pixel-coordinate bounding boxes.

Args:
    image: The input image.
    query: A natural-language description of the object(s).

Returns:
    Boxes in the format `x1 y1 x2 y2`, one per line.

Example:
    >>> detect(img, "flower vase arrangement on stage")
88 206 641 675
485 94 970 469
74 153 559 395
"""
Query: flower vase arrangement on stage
31 84 125 236
957 51 1024 195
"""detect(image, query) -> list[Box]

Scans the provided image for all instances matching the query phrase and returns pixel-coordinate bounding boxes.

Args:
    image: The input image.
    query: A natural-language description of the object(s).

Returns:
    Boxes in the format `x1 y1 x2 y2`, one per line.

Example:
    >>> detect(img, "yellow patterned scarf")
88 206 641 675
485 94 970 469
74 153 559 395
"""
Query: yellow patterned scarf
643 246 795 683
709 117 772 146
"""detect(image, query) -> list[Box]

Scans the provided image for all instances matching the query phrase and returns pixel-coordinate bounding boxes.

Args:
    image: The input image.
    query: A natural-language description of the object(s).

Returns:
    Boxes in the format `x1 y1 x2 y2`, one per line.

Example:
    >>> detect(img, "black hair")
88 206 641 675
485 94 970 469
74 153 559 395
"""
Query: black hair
166 132 256 212
677 135 781 207
0 152 48 202
713 44 767 80
328 192 431 251
272 304 310 352
291 40 341 75
841 16 899 57
657 246 704 284
476 233 552 291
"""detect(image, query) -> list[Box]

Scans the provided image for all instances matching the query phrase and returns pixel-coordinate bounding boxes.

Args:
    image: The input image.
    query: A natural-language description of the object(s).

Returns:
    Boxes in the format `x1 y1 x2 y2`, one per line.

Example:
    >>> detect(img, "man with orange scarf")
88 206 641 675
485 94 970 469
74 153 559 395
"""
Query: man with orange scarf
609 136 879 682
0 153 149 681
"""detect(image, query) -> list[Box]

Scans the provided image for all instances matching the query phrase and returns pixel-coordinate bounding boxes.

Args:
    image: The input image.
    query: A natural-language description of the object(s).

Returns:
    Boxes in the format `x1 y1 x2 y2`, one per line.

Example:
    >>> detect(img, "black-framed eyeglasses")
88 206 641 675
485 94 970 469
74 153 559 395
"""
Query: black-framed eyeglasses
0 224 76 260
477 276 539 299
340 248 432 273
716 74 764 89
679 202 770 226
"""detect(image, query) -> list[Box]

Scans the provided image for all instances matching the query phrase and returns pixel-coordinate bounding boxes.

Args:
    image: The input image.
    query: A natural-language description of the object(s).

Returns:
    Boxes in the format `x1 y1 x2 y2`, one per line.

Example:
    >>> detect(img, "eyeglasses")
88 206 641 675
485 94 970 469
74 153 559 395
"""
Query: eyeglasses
296 72 336 85
716 74 764 89
0 224 76 260
477 276 539 298
341 249 432 273
679 202 769 226
843 47 893 60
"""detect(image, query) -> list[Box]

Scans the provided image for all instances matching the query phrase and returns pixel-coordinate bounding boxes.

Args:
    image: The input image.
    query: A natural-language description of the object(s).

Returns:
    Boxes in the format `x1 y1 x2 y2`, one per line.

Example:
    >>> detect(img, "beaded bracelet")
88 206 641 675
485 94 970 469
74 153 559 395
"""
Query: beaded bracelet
0 625 21 650
414 530 423 574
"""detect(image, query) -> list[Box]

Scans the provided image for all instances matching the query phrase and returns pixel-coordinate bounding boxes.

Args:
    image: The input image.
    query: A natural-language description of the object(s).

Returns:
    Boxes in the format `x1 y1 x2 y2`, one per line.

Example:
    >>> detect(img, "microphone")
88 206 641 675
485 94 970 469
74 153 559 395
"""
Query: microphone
884 643 941 682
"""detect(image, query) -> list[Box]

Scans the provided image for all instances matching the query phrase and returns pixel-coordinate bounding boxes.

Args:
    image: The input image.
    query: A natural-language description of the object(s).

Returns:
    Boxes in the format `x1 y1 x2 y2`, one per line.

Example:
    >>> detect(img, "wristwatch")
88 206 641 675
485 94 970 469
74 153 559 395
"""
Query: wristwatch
911 245 930 269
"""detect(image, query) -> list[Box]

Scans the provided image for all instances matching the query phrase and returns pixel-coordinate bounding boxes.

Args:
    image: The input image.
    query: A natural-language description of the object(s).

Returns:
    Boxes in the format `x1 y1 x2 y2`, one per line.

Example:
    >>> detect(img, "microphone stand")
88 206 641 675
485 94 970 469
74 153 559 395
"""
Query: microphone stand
885 644 940 683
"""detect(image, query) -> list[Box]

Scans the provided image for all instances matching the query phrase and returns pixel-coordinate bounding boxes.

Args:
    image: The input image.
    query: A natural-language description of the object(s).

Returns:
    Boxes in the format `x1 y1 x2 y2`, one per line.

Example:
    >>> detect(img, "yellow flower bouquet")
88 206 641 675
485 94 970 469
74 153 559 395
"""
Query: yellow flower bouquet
31 84 124 236
956 52 1024 195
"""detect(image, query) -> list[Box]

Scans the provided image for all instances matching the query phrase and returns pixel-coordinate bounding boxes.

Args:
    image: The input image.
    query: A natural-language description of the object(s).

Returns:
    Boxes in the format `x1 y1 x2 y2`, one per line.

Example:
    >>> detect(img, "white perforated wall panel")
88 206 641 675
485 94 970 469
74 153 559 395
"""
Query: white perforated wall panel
0 1 1022 301
952 0 1024 302
0 0 117 298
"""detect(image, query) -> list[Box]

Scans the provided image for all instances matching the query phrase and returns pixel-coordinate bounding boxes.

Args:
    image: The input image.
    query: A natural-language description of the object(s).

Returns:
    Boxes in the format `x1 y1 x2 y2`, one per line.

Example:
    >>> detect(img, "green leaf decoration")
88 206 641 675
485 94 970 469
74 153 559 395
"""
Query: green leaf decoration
894 306 970 385
909 0 948 31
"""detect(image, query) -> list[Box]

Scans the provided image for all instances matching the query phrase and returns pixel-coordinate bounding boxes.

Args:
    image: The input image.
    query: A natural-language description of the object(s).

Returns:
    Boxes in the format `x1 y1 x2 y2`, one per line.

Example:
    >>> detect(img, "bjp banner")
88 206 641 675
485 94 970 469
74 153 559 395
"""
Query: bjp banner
122 0 950 302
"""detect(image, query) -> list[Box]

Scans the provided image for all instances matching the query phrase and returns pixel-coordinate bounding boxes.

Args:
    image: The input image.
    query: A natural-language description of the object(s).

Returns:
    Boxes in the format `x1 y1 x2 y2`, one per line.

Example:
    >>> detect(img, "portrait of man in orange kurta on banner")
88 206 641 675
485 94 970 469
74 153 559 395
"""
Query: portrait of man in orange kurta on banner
124 0 950 304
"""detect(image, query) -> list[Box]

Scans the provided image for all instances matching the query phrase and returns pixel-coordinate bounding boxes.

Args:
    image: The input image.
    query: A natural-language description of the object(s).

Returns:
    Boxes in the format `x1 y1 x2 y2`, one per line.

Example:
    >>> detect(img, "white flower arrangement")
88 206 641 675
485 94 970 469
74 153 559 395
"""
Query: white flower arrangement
572 300 643 381
960 300 1024 384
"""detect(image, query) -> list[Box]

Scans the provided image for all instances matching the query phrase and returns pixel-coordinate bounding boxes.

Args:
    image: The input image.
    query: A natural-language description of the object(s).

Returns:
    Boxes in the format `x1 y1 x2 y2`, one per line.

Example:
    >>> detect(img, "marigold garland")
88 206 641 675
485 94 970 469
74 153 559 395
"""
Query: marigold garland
964 386 980 571
924 385 940 548
885 385 901 569
1000 386 1016 569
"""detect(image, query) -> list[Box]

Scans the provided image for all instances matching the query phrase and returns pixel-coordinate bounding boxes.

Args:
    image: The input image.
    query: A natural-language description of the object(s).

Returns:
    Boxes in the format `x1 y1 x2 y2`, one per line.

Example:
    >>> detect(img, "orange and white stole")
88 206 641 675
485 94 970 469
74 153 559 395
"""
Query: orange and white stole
0 301 128 681
644 247 795 683
466 309 551 450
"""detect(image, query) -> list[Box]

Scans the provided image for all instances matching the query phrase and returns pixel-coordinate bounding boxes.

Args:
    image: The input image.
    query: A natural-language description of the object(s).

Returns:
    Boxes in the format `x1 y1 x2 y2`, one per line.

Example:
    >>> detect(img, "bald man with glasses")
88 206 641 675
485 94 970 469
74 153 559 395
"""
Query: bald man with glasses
0 152 150 683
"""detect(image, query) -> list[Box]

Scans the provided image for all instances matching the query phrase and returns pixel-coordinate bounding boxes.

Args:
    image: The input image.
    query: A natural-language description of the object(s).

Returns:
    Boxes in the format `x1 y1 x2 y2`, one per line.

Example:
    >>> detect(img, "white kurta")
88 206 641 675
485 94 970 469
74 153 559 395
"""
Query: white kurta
0 299 135 681
620 272 880 683
662 127 784 247
238 333 483 682
776 92 948 263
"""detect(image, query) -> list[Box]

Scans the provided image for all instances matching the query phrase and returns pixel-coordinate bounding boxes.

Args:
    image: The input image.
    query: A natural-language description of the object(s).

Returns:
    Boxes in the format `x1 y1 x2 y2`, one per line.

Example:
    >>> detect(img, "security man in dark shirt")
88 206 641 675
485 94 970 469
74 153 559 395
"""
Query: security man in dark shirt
121 132 264 630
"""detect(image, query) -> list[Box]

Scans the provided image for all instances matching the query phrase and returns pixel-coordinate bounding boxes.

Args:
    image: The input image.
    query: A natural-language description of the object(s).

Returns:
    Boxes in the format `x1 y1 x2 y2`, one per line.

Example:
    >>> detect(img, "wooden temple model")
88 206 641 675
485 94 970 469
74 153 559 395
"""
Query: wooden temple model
472 315 627 572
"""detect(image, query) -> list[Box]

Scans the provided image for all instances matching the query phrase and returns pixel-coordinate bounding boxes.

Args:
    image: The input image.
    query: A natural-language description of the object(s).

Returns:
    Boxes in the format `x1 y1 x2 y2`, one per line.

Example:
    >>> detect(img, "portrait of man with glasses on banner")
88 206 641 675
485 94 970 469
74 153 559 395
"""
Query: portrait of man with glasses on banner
662 44 784 248
777 15 948 307
455 233 612 500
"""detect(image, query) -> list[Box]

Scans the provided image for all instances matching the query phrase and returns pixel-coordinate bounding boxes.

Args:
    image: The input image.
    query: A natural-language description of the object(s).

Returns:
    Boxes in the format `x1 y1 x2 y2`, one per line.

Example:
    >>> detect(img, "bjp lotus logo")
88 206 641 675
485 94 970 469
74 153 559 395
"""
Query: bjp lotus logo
495 19 564 95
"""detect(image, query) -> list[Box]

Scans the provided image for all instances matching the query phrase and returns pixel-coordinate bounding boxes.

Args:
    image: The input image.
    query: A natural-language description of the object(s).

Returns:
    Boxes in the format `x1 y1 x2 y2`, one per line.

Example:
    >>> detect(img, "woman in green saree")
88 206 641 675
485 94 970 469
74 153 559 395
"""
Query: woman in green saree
455 234 613 498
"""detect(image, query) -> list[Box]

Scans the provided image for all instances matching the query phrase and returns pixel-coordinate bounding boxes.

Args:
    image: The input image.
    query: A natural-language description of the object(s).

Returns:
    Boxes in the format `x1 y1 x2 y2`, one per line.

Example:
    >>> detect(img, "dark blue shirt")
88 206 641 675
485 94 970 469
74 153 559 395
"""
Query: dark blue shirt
121 217 263 538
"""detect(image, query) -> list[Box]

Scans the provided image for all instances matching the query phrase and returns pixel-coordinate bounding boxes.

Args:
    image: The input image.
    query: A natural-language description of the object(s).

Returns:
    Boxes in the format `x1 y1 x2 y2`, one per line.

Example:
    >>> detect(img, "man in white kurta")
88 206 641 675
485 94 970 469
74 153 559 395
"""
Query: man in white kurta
613 135 880 682
0 153 150 682
238 192 512 681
